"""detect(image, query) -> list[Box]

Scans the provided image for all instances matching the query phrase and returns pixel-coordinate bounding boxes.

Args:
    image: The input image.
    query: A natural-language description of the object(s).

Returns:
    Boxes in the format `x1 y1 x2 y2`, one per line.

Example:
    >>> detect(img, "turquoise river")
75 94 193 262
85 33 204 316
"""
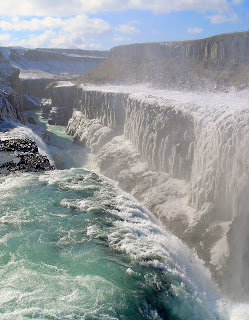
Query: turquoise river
0 112 248 320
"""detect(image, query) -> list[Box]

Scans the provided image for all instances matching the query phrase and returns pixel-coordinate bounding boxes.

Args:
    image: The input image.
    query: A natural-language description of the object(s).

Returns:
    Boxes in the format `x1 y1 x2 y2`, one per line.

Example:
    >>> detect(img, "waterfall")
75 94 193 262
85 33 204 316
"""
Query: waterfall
66 84 249 299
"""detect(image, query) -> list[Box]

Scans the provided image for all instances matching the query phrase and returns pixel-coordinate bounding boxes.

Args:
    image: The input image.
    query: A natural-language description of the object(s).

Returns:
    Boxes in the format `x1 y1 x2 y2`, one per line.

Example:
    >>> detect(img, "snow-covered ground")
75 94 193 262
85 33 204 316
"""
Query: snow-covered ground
81 84 249 117
0 47 108 78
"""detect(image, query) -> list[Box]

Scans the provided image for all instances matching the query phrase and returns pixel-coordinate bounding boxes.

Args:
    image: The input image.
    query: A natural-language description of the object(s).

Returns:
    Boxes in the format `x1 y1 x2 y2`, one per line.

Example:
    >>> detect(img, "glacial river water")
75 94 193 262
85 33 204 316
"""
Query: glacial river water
0 112 248 320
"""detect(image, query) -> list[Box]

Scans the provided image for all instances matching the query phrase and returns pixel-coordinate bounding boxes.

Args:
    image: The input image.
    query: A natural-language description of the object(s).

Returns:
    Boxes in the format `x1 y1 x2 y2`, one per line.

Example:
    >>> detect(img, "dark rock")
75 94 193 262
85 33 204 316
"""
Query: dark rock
23 94 40 110
27 116 37 125
40 99 52 119
90 172 102 182
0 138 55 175
0 139 39 153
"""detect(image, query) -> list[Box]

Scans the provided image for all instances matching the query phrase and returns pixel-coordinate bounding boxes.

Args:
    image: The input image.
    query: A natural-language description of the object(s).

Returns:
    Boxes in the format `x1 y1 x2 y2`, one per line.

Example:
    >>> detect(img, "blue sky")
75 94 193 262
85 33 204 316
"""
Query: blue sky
0 0 248 50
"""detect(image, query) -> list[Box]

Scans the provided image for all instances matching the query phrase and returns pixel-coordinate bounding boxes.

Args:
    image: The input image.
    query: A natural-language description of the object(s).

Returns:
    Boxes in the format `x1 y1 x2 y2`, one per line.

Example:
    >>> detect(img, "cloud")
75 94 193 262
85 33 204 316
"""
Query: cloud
208 12 239 24
116 24 140 34
0 0 233 16
0 33 11 45
0 15 111 35
0 14 111 49
113 36 131 42
5 29 103 49
127 20 141 25
232 0 243 4
0 17 62 31
0 0 80 16
187 27 203 34
62 15 110 35
19 30 57 47
0 14 111 48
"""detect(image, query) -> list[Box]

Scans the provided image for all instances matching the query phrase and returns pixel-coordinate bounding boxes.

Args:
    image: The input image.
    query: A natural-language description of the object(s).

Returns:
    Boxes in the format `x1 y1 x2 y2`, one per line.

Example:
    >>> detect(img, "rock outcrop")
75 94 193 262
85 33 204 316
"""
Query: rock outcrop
40 98 52 119
110 32 249 63
0 138 54 174
45 82 76 125
0 52 26 123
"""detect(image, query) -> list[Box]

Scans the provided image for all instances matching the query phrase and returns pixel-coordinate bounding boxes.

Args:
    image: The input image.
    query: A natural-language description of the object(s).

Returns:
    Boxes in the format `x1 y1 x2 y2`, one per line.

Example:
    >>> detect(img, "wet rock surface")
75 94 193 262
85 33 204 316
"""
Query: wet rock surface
0 139 39 153
0 138 55 175
48 106 70 125
40 99 52 119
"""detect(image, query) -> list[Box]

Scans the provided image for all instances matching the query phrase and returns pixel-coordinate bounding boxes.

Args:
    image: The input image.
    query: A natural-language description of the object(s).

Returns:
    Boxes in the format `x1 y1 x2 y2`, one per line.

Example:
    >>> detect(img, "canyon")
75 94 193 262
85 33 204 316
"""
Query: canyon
1 31 249 302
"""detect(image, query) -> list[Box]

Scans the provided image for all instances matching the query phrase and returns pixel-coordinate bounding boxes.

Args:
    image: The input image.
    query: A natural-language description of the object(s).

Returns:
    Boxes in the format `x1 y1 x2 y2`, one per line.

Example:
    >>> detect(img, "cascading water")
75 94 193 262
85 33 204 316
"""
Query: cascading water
1 110 249 320
0 168 220 320
66 85 249 301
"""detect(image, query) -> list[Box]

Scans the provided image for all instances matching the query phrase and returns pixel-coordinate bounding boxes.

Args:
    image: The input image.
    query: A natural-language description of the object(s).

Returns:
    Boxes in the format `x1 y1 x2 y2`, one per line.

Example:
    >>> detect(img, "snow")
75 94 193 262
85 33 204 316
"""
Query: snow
81 84 249 118
55 81 74 87
63 53 108 59
19 69 59 79
0 47 107 77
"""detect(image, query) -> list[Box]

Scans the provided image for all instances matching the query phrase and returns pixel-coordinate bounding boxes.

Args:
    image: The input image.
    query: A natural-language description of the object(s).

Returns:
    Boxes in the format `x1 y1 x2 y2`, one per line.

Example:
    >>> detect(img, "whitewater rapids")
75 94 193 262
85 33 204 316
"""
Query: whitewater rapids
0 167 246 320
0 117 249 319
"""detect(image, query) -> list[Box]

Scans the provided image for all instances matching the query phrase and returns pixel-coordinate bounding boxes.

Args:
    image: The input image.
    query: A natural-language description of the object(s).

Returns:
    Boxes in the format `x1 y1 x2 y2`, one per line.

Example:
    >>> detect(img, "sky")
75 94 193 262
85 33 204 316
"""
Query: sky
0 0 248 50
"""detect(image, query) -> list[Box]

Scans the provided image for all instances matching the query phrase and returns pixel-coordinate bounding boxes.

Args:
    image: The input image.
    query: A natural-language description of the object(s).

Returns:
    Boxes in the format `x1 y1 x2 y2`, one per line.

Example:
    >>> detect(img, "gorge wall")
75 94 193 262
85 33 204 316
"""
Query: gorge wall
0 51 26 124
62 84 249 301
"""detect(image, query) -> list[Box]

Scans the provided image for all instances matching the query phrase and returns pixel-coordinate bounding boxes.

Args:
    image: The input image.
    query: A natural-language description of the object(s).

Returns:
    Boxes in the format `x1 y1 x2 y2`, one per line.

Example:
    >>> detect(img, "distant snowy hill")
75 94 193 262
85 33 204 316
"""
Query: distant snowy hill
0 47 109 79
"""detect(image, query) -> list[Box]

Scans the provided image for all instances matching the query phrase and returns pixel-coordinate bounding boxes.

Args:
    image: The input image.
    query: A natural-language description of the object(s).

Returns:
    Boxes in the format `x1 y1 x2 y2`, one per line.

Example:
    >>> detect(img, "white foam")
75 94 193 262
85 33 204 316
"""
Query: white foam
51 170 222 318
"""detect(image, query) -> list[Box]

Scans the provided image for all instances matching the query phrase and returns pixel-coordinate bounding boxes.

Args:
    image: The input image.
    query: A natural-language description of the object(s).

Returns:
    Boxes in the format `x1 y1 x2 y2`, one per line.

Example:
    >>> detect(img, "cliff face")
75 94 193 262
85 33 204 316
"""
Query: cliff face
85 31 249 90
0 52 26 124
21 78 54 100
111 32 249 63
41 82 77 125
65 84 249 300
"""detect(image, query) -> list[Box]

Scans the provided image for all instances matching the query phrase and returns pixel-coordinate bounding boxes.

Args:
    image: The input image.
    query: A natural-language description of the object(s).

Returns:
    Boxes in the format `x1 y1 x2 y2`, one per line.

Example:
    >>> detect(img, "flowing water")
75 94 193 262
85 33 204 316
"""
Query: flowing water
0 112 247 319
